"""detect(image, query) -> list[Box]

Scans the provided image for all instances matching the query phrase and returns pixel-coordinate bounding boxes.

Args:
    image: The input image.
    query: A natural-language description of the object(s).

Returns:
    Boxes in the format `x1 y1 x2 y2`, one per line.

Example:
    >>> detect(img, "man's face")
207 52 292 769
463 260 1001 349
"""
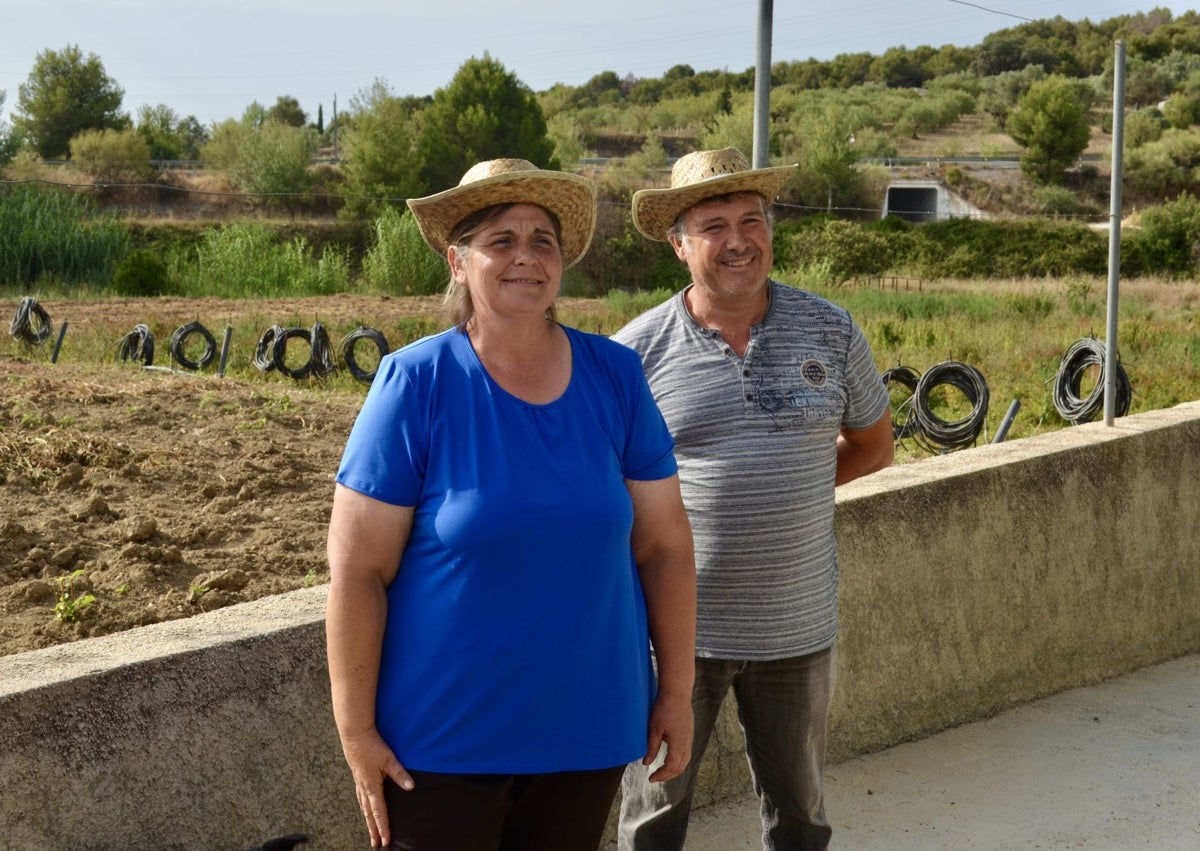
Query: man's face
669 192 773 301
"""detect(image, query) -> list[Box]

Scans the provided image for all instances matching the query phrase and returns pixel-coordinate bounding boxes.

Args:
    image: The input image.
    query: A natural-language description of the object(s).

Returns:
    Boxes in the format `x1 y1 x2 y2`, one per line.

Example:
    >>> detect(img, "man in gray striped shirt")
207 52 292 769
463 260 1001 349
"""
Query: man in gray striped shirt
614 148 894 851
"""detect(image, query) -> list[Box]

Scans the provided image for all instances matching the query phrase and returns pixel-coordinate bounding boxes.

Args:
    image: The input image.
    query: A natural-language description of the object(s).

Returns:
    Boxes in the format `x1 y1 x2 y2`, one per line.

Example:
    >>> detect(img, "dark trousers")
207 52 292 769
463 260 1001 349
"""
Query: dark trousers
384 766 625 851
618 648 836 851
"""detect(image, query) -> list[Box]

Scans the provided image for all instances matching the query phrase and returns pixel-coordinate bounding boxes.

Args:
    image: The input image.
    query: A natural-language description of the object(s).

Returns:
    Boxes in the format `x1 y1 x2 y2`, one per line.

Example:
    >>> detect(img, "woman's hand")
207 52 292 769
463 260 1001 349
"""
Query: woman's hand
339 726 414 848
643 689 694 783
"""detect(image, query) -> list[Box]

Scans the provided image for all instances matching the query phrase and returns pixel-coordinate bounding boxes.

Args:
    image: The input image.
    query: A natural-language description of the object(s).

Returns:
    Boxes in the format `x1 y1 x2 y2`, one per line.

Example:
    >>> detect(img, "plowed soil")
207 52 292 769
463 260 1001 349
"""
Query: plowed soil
0 295 602 658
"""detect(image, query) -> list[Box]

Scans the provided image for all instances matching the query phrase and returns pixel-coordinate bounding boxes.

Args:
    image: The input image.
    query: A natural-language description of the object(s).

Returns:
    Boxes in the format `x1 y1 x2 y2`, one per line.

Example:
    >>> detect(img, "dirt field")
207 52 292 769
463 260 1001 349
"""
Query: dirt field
0 295 603 658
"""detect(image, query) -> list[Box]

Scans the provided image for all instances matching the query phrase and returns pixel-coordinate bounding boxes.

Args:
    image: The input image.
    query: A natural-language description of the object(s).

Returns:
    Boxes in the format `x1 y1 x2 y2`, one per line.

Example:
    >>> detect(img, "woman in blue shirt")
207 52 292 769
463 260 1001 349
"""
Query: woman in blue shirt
326 159 696 850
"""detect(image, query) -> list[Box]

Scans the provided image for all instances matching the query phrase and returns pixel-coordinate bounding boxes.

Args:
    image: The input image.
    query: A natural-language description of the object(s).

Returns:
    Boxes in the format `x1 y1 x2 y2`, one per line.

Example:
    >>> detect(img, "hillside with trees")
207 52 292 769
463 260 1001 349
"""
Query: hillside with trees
4 8 1200 293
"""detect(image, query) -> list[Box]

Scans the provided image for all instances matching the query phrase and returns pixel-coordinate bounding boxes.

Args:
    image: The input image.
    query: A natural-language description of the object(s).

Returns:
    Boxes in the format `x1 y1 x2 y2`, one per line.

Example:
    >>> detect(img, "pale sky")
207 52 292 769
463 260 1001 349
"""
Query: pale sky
0 1 1154 128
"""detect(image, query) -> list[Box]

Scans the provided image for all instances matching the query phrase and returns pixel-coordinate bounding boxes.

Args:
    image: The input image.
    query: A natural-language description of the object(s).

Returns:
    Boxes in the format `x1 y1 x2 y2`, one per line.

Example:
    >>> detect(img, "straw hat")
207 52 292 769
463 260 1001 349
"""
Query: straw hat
406 159 598 268
632 147 797 241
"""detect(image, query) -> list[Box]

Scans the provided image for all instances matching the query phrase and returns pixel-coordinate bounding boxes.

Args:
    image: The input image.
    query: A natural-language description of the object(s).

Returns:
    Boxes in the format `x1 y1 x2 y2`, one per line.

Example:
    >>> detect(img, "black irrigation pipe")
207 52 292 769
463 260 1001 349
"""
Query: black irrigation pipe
169 321 218 371
1051 337 1132 424
116 324 155 366
339 326 390 385
254 325 285 373
271 327 317 379
9 297 385 385
262 321 338 380
881 362 989 452
253 321 387 382
309 321 337 378
881 365 921 440
911 360 990 454
9 296 53 346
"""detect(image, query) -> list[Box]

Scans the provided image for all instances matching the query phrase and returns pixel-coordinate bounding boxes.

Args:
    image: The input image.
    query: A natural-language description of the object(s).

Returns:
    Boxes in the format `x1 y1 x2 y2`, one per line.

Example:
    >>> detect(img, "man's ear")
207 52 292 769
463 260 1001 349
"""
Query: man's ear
668 232 688 263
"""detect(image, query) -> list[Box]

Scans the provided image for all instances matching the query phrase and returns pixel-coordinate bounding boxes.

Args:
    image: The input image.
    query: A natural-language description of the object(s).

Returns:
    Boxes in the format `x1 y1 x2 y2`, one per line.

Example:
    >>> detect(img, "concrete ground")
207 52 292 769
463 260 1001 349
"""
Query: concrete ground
607 653 1199 850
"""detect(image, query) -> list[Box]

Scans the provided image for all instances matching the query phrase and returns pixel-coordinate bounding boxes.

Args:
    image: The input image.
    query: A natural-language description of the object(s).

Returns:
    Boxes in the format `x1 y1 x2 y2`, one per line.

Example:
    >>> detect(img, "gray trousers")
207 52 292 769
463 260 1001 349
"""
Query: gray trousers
618 647 836 851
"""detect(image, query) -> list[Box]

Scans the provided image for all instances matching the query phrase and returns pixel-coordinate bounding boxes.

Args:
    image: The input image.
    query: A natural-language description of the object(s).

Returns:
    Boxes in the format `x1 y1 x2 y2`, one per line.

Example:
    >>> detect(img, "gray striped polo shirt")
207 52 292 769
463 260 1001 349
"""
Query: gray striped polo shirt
613 280 889 660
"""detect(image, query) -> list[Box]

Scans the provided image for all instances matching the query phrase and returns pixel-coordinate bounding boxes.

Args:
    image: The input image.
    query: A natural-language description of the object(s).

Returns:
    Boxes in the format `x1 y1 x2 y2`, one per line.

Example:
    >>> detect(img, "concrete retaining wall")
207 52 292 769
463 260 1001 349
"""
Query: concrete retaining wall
2 401 1198 850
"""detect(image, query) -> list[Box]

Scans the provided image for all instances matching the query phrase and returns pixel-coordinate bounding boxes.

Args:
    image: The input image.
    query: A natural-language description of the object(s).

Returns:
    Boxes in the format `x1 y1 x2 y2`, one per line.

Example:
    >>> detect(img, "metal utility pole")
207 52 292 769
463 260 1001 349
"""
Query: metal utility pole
1105 41 1126 426
332 94 340 162
752 0 773 168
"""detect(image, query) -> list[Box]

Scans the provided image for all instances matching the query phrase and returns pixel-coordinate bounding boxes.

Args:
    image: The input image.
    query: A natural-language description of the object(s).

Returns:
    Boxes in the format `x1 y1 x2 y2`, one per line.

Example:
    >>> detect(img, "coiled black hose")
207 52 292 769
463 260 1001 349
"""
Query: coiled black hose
169 321 217 370
339 326 390 385
308 321 337 379
116 324 155 366
881 365 921 440
1052 337 1132 424
9 296 52 345
267 322 337 380
912 360 990 453
254 325 284 373
271 327 314 379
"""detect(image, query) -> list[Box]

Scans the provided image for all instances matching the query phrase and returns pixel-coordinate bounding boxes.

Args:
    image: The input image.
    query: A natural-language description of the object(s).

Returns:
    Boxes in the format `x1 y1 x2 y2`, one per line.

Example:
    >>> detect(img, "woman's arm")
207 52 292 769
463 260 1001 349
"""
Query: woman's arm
326 483 414 849
626 474 697 783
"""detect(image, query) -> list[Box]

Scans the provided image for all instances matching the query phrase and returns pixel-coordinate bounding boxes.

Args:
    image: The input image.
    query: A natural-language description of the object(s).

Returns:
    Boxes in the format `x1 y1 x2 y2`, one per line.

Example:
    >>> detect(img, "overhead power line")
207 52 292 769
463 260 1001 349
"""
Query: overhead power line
947 0 1035 23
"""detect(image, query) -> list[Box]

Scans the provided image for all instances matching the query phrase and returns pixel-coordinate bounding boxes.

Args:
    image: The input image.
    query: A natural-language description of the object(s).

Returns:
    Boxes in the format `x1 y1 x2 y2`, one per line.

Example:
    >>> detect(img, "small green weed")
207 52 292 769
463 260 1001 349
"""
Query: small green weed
54 570 96 623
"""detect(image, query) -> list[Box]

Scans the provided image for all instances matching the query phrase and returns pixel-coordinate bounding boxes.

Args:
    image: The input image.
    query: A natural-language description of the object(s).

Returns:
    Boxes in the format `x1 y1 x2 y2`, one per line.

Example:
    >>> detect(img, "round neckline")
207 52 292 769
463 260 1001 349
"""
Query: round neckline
459 324 574 408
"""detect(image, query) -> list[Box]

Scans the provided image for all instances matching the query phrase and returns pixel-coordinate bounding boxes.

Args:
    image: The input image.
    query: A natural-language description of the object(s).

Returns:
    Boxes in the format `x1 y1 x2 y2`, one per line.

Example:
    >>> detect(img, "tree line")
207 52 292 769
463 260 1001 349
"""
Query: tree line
6 8 1200 286
5 10 1200 203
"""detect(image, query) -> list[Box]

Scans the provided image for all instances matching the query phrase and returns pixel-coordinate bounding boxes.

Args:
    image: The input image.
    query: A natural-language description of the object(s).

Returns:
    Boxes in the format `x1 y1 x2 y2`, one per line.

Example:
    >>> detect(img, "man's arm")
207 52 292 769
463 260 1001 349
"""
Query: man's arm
835 412 894 486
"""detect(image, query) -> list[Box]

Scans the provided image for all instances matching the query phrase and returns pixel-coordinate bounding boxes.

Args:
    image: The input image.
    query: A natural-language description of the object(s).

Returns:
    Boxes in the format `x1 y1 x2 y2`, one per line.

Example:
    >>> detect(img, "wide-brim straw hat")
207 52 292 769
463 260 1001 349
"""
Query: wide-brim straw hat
632 147 797 241
406 159 598 268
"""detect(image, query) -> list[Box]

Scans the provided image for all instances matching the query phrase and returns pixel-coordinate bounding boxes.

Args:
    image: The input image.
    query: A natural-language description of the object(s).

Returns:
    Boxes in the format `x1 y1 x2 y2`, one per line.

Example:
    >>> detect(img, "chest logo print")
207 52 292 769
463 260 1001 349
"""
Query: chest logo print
800 358 828 388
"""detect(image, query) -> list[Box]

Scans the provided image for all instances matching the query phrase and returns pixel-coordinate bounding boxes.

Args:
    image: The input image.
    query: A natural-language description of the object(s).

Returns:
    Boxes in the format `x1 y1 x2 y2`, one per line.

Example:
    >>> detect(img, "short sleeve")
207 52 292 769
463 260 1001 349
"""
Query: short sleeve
335 353 428 506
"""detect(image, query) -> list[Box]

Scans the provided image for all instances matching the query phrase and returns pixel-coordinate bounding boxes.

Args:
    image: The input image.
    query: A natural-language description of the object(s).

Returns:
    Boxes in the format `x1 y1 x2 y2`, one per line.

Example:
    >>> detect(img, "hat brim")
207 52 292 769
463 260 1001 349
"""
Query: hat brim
631 165 797 241
407 171 598 268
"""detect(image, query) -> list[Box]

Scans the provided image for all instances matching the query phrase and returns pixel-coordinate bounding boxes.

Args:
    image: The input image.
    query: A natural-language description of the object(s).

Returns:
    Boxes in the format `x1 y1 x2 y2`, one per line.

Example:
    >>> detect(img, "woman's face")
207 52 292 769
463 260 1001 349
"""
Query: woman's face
449 204 564 325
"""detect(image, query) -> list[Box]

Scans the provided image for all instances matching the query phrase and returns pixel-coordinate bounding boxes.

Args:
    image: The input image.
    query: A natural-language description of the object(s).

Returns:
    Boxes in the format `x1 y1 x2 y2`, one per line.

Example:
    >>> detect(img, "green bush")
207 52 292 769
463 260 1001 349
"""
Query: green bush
1031 185 1086 217
360 207 448 295
902 217 1106 279
69 128 153 182
111 249 171 296
1124 129 1200 199
778 217 893 283
577 204 685 297
1122 193 1200 277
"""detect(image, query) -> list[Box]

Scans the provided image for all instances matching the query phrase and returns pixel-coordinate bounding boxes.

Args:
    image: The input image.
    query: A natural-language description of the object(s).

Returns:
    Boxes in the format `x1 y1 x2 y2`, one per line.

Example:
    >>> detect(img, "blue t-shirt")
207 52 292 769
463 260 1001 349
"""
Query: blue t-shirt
335 325 678 773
